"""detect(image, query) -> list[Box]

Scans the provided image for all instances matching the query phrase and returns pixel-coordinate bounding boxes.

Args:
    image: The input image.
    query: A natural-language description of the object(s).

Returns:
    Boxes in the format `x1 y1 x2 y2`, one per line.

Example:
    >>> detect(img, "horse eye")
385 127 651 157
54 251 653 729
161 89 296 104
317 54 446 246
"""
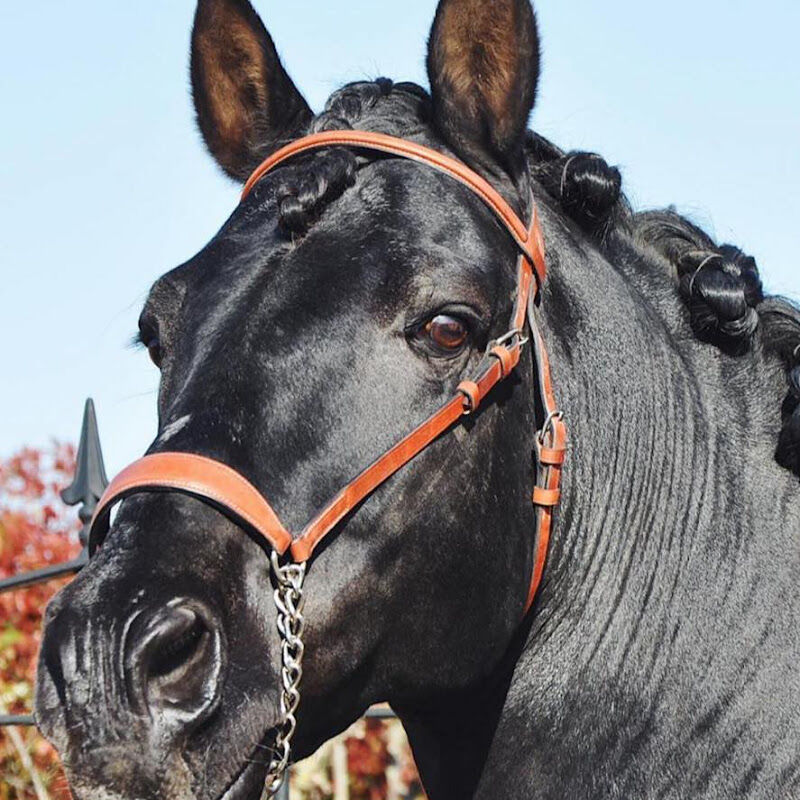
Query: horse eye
138 313 164 369
422 314 469 352
147 338 163 368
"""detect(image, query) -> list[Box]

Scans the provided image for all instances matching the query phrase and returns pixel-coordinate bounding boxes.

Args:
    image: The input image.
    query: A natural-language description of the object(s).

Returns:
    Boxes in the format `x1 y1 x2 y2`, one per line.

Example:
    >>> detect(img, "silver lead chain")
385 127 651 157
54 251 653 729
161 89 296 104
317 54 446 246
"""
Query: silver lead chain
261 551 307 799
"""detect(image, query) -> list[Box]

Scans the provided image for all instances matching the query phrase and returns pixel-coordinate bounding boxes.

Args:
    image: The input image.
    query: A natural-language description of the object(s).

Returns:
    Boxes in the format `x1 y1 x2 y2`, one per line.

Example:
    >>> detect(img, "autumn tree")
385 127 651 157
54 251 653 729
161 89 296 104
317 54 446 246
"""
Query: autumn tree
0 444 79 800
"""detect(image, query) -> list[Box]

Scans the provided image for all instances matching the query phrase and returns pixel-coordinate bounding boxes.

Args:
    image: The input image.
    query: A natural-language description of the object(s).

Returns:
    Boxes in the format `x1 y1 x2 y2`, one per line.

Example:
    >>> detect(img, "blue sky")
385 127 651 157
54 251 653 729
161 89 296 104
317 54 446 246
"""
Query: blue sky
1 1 798 473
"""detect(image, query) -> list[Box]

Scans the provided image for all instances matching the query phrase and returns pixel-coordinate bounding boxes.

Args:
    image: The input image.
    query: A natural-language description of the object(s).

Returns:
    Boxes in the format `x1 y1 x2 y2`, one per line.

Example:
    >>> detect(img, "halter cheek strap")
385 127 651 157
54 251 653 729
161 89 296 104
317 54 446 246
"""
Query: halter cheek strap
89 130 566 616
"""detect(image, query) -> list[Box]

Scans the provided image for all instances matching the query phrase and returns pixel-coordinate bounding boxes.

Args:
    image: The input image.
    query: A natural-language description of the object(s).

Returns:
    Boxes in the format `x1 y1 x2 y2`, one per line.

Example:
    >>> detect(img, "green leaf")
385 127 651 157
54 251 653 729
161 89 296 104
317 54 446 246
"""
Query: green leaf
0 627 23 650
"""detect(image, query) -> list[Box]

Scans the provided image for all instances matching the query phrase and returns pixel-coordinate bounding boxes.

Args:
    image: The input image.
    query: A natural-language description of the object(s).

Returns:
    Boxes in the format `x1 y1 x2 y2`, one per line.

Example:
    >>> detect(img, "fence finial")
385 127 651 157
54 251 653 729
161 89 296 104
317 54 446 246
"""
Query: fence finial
61 398 108 546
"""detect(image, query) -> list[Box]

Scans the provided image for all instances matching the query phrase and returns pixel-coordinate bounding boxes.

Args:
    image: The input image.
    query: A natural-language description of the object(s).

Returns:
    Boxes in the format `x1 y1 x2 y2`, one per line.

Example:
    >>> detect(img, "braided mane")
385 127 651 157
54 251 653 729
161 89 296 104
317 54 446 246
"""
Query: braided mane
268 78 800 478
264 79 429 235
523 127 800 481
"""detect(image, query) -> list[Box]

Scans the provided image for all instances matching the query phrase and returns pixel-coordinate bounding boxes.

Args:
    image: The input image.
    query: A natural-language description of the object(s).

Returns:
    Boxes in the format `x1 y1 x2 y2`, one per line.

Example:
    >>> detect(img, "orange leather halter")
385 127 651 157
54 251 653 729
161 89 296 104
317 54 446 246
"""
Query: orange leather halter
89 131 566 614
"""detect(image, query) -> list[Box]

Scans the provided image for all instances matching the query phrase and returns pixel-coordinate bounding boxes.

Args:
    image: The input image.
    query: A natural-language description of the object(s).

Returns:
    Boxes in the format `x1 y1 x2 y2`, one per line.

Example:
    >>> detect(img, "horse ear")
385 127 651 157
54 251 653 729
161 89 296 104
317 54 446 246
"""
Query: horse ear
190 0 313 181
427 0 540 182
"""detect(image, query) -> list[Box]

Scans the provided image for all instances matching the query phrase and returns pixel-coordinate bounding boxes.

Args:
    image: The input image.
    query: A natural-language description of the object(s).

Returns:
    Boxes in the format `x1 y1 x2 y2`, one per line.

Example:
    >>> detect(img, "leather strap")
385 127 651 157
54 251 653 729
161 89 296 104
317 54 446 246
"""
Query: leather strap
90 130 566 617
532 487 561 507
240 130 547 293
527 291 568 611
539 446 566 466
89 453 293 555
489 345 516 378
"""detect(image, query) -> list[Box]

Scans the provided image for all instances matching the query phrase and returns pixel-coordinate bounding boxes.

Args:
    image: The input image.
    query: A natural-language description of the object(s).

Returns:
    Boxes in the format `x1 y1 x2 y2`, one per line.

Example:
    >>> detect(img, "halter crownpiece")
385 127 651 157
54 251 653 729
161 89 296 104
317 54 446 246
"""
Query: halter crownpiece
88 130 567 796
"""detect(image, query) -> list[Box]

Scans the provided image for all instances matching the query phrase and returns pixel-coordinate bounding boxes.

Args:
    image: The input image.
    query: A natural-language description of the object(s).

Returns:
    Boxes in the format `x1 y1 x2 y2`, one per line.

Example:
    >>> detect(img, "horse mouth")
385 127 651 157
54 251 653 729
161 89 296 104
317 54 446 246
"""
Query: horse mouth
218 727 279 800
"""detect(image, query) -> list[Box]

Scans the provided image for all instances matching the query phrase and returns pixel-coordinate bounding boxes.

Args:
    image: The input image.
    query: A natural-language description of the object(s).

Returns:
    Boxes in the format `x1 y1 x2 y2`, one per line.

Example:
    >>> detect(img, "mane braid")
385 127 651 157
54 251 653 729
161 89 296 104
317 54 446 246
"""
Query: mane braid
270 79 431 236
632 210 764 355
759 297 800 476
526 133 631 242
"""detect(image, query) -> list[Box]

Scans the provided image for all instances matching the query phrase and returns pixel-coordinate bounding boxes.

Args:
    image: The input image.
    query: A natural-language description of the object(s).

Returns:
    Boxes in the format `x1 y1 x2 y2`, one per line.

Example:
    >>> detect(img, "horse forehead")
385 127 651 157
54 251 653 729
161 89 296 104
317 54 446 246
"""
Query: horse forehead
175 155 508 343
190 152 499 276
362 156 498 220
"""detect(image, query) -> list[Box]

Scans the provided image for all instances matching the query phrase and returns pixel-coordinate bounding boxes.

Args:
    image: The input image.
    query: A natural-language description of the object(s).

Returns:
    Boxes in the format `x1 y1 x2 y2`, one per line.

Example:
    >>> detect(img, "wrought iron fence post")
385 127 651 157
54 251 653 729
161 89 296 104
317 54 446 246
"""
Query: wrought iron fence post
0 399 107 727
61 397 109 550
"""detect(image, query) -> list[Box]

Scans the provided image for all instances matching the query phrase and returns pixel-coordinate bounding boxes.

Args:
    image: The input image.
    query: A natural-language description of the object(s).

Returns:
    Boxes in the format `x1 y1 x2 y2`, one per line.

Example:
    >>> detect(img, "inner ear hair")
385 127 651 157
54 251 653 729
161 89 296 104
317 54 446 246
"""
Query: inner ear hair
191 0 312 181
427 0 540 181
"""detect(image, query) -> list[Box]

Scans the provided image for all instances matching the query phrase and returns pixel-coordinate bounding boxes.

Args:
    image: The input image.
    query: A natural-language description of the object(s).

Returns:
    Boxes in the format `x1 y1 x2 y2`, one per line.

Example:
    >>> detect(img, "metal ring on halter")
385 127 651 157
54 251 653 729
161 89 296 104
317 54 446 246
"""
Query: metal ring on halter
793 343 800 363
538 409 564 445
489 327 528 350
688 253 723 297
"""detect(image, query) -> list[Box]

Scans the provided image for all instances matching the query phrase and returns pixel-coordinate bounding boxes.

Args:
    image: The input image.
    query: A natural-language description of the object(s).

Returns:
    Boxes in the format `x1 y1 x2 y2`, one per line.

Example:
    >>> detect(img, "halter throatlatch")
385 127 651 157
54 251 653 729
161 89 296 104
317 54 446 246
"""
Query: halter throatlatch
88 130 567 796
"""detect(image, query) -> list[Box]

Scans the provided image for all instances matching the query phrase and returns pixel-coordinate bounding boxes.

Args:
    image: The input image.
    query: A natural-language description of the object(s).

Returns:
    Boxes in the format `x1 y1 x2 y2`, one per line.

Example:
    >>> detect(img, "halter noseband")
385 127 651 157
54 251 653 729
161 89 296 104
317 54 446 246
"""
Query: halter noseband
87 130 567 794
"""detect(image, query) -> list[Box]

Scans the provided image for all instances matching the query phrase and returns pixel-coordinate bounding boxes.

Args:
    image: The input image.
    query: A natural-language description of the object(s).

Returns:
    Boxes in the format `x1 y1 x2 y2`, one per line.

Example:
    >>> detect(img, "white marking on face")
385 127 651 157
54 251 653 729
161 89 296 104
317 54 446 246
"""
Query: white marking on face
158 414 192 443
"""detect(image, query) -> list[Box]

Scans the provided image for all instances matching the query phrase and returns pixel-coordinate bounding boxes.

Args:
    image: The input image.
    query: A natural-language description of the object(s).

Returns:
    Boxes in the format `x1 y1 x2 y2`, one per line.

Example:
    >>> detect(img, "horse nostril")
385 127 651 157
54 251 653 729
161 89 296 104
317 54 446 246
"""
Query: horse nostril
127 600 225 726
149 609 206 679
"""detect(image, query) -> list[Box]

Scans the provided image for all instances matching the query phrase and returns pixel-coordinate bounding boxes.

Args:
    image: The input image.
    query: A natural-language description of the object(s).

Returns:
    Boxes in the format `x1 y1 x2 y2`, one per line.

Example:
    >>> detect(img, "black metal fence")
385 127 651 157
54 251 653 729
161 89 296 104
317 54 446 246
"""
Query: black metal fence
0 400 401 799
0 399 106 727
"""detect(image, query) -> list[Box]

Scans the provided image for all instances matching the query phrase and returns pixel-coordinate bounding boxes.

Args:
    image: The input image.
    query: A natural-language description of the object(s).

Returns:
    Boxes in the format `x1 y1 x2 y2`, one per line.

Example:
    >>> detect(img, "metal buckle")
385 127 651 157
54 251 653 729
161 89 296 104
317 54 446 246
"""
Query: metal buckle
537 409 564 446
485 327 529 355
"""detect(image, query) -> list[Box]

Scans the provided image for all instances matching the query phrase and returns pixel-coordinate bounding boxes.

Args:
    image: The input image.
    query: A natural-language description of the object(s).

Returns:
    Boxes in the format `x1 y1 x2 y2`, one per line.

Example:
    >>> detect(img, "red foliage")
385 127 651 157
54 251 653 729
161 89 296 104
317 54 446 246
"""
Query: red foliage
347 718 390 799
0 443 80 800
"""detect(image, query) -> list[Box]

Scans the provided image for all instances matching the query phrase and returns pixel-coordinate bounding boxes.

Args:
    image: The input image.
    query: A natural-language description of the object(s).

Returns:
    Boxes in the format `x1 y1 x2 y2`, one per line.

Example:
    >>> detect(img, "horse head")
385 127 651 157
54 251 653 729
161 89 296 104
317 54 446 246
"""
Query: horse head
34 1 800 798
36 1 549 797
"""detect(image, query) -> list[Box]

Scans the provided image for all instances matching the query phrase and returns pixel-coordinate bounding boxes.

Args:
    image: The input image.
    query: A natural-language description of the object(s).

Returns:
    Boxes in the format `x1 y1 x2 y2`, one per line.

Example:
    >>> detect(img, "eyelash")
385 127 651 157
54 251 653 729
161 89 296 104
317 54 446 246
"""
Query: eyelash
136 321 163 368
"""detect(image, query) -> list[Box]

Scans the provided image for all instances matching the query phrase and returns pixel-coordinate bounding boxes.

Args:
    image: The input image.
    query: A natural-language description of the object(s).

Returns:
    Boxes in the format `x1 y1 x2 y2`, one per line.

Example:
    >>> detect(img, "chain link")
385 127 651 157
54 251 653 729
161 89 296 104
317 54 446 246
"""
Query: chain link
261 551 307 799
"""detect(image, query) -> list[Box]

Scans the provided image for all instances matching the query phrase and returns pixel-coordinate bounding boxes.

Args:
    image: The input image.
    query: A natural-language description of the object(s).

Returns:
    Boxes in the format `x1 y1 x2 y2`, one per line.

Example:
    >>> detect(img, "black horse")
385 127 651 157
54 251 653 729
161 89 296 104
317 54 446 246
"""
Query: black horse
35 1 800 798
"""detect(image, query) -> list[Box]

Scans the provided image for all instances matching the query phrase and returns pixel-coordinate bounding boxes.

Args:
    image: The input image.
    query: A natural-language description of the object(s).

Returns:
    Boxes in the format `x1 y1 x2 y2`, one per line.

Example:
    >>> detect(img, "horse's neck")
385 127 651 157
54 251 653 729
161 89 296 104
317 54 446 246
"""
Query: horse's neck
483 220 800 798
409 211 800 799
540 221 800 662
